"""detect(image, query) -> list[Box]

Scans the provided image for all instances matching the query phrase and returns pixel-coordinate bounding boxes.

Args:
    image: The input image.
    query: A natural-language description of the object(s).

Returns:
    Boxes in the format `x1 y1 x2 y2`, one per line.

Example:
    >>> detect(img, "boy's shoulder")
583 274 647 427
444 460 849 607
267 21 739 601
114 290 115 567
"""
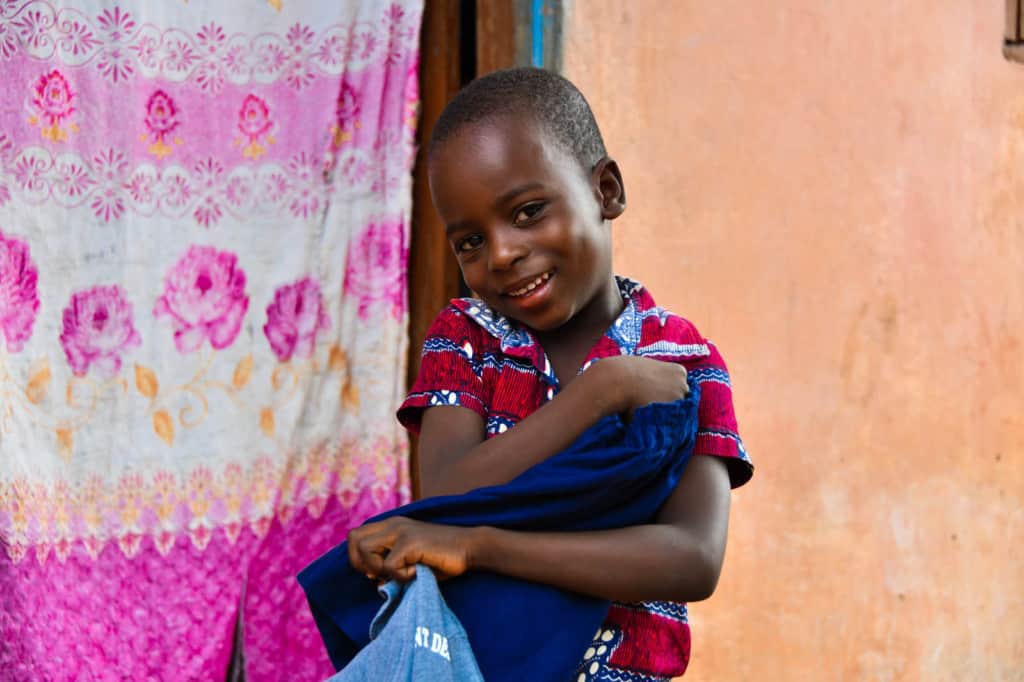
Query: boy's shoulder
619 278 714 361
425 298 523 350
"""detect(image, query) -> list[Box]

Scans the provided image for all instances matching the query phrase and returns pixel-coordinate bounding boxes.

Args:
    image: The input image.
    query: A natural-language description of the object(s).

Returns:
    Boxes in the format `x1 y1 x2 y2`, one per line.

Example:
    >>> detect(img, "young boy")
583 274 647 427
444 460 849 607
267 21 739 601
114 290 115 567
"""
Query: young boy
347 68 753 680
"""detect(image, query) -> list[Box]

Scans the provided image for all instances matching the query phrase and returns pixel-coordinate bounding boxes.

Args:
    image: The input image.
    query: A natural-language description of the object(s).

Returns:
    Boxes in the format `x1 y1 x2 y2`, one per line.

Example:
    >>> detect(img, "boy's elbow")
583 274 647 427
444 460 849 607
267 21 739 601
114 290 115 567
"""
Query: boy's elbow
671 542 724 602
687 561 722 602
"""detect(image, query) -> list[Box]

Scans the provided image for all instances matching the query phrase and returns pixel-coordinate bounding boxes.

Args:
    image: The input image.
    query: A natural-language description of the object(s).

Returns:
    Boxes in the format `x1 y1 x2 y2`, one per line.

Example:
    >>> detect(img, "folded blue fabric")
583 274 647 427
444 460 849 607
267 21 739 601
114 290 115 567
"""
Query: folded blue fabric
298 387 700 682
327 565 484 682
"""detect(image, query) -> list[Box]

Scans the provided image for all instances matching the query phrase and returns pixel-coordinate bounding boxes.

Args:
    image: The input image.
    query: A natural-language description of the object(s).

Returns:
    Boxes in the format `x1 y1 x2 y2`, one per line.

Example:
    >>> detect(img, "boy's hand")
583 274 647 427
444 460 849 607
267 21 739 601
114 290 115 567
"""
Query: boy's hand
347 517 477 583
594 356 689 416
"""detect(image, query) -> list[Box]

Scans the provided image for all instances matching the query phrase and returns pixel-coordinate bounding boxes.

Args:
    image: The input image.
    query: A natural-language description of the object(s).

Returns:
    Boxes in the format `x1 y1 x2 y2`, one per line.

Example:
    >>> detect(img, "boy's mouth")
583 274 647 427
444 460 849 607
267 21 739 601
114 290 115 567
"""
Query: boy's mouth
503 270 554 298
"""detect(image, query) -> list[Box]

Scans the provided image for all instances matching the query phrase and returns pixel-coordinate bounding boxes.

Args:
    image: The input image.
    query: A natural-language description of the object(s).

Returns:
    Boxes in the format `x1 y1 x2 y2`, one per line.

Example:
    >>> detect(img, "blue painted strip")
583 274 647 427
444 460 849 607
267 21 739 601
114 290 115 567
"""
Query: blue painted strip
531 0 544 67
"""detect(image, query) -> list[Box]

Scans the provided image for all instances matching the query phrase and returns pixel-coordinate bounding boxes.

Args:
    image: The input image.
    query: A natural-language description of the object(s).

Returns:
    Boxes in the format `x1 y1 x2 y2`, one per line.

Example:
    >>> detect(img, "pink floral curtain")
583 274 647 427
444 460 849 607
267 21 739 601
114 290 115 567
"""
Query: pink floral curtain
0 1 421 679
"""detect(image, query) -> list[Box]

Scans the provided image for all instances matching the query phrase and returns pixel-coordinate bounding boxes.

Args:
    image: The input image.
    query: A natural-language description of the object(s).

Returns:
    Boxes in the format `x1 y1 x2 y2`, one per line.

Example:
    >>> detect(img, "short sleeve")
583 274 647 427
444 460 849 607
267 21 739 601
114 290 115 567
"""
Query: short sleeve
687 341 753 488
397 305 490 434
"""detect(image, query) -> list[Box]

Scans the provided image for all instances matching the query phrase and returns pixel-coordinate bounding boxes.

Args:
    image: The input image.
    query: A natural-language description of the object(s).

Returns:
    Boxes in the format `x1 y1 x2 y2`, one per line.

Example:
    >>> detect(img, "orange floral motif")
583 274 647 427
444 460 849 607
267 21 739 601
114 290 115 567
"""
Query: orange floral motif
51 480 72 538
80 475 104 534
276 466 302 524
135 364 158 399
231 354 253 389
222 460 245 545
153 409 174 444
222 462 244 517
187 465 214 519
25 358 50 404
55 428 73 460
259 406 275 437
342 379 359 409
248 456 275 516
328 344 346 371
150 470 178 526
29 69 78 142
117 472 145 529
305 442 329 491
29 482 48 541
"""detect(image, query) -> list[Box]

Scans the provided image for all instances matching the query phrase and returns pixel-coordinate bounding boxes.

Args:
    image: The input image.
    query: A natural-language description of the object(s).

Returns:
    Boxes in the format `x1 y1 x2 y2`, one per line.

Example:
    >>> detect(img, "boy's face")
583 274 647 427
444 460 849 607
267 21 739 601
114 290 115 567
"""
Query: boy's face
428 115 619 333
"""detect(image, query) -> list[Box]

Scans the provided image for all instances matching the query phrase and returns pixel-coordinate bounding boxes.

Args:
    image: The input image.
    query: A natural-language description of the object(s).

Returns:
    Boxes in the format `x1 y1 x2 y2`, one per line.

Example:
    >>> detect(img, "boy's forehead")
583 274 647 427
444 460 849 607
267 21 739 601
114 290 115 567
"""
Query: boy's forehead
430 114 575 187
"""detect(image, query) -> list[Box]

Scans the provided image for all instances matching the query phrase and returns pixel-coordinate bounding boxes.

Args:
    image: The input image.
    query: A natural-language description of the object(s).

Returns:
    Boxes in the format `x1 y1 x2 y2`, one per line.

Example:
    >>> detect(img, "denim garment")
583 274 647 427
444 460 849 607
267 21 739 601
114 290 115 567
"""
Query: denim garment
327 565 484 682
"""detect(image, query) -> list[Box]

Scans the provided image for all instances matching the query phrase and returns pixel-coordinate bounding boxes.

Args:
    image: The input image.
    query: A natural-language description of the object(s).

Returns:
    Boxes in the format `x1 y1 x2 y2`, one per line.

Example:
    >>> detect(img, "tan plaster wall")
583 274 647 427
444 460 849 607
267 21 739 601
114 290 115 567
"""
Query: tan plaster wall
565 3 1024 679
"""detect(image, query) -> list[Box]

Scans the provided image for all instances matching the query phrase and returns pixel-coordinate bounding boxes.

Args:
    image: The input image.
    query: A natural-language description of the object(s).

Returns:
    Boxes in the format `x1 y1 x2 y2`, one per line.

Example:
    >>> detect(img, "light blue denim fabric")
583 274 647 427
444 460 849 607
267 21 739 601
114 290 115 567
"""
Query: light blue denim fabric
327 565 484 682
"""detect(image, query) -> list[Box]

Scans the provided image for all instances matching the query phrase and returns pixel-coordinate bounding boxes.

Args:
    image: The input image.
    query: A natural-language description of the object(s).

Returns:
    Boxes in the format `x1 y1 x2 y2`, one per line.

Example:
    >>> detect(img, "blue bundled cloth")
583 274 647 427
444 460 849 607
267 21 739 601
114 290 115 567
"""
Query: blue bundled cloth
298 386 700 682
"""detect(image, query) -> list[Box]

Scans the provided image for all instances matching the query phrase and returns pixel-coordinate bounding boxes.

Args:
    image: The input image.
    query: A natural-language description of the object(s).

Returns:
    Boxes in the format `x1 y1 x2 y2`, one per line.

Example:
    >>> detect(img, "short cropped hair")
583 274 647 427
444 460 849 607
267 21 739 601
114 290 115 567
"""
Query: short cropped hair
429 67 607 172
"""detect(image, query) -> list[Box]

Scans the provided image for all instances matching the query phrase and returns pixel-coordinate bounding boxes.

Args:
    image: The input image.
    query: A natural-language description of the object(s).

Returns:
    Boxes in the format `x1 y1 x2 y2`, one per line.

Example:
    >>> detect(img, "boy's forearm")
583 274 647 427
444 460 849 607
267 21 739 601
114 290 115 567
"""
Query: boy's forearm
421 361 630 496
468 524 721 603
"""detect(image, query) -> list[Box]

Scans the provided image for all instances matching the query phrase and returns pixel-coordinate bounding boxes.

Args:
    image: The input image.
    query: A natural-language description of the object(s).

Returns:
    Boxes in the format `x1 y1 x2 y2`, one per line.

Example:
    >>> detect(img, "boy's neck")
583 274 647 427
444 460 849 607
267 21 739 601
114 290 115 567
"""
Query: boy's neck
534 276 624 386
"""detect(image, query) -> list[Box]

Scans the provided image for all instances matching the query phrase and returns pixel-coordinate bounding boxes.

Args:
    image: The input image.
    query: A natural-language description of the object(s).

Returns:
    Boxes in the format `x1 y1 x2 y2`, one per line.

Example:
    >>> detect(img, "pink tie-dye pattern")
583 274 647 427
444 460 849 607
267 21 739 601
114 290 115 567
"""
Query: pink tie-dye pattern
0 230 39 353
60 284 141 377
0 487 403 682
264 277 330 362
153 245 249 353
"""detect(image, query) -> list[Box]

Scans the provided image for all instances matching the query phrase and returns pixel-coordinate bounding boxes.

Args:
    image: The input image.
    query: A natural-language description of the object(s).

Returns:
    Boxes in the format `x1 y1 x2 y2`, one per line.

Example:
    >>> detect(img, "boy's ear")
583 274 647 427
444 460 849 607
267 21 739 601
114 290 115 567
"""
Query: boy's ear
592 157 626 220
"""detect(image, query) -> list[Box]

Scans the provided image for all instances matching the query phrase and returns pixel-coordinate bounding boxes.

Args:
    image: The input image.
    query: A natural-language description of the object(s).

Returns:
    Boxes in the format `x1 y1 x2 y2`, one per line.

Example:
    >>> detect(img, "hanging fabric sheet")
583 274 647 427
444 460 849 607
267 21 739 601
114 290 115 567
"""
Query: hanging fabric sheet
0 1 421 679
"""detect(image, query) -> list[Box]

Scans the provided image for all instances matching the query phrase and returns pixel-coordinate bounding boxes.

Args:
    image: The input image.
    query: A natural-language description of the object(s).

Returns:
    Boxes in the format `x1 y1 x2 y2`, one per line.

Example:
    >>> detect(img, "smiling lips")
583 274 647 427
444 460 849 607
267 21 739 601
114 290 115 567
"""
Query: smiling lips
504 270 554 298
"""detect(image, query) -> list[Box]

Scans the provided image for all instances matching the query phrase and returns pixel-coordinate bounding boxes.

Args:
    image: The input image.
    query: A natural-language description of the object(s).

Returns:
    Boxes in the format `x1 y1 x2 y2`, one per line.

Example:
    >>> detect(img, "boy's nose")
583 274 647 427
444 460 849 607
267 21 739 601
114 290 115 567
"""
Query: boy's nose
487 231 529 271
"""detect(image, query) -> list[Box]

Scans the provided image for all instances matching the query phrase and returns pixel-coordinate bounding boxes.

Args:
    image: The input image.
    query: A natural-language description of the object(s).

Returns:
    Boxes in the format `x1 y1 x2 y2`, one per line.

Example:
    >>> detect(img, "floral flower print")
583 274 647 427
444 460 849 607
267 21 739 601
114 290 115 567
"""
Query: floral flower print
343 221 407 320
263 277 330 362
60 285 141 376
143 90 182 159
0 230 40 352
153 245 249 353
236 94 275 160
30 69 78 142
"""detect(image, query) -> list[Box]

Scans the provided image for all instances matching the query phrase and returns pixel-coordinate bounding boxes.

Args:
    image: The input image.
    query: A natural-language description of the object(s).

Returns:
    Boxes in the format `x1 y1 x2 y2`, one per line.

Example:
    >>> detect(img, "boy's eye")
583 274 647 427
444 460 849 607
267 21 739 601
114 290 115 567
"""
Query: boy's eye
455 234 484 253
512 202 546 225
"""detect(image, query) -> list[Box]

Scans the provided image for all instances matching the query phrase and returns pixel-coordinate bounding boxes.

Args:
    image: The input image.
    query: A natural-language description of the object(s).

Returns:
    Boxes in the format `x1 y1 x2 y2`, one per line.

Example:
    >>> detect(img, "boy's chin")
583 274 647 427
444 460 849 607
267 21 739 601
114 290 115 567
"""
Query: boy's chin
498 307 572 334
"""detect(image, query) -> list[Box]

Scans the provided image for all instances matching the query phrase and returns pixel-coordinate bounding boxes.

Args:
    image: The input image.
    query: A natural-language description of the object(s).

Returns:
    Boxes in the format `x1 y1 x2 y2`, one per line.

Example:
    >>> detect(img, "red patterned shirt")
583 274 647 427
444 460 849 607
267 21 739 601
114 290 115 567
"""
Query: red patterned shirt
399 277 752 681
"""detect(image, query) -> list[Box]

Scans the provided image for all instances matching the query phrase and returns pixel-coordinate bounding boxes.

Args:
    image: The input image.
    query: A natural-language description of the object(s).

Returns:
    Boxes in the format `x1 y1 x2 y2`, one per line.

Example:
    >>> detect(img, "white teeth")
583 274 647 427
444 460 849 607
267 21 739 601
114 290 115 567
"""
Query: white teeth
509 271 552 297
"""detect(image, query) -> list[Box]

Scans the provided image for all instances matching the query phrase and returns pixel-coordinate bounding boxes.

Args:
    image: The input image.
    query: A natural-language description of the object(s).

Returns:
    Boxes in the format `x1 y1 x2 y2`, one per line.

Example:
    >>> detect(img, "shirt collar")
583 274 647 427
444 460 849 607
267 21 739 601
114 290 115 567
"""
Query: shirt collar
451 276 660 381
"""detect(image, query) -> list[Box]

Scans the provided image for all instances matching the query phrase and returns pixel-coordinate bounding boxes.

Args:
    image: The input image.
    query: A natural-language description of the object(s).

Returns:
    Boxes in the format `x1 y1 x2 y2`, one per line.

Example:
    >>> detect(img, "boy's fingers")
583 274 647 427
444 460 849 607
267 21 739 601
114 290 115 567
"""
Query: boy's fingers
347 528 366 573
381 537 424 581
347 517 422 580
347 522 386 571
351 527 398 578
363 549 388 577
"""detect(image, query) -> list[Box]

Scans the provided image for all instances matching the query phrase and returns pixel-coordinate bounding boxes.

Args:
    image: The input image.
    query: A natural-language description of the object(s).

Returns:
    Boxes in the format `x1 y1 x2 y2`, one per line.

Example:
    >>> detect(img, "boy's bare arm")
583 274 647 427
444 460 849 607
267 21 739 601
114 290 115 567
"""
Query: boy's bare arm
418 355 689 497
349 355 724 603
348 455 732 603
